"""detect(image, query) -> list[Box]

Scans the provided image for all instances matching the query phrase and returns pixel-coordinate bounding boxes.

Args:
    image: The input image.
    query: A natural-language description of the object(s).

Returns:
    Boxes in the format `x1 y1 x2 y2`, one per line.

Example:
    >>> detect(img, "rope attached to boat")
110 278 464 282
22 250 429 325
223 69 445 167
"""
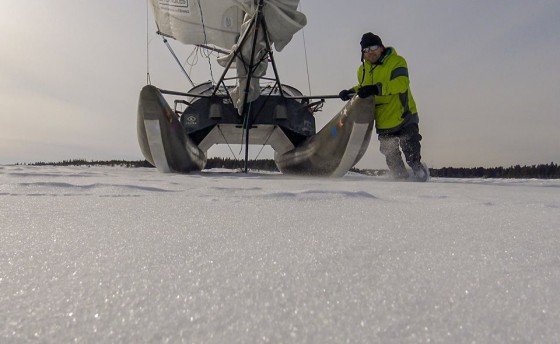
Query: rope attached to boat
299 0 312 95
163 38 196 88
216 125 244 170
196 0 216 85
254 126 276 161
146 0 151 85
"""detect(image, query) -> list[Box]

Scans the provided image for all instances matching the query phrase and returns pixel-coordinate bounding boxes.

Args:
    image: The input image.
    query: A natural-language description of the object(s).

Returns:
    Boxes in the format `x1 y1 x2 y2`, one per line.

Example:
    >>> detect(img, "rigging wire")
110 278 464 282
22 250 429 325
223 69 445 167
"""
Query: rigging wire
184 46 200 73
254 126 276 161
299 1 312 95
146 0 151 84
216 125 243 165
163 38 196 88
196 0 217 85
183 46 202 82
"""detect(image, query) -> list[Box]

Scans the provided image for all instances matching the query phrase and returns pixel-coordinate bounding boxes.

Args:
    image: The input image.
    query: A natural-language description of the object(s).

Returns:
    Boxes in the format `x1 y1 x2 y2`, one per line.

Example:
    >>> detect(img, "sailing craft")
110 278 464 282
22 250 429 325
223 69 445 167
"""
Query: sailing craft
138 0 374 176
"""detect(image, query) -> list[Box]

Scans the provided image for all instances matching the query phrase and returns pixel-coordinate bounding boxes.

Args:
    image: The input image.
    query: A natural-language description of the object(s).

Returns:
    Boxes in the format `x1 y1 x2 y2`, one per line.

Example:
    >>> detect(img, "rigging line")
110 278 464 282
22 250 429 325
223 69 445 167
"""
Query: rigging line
196 0 216 84
163 38 195 88
254 126 276 161
185 46 199 69
216 125 241 162
299 1 312 95
146 0 151 85
184 46 201 79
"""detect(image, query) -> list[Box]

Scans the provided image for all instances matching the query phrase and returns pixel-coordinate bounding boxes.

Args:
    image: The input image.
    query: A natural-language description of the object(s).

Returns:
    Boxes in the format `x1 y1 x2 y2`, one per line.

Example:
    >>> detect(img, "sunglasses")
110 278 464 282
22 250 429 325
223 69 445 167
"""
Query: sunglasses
362 45 380 53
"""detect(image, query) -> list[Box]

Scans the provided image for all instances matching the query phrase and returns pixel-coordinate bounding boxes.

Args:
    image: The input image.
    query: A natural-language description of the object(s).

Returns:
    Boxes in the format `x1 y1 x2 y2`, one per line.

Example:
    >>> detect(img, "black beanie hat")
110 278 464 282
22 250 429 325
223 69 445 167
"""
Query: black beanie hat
360 32 383 50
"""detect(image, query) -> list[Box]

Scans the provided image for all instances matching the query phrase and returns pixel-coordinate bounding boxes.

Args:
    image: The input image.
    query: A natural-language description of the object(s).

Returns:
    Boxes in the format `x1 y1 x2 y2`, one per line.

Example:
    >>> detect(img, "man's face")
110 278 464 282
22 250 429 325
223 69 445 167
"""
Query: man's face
362 45 383 64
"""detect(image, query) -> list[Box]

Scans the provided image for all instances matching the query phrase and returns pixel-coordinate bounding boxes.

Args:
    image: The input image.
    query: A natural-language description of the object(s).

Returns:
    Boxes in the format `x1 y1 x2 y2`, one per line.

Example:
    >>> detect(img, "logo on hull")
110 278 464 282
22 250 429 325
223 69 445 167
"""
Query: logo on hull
184 115 198 127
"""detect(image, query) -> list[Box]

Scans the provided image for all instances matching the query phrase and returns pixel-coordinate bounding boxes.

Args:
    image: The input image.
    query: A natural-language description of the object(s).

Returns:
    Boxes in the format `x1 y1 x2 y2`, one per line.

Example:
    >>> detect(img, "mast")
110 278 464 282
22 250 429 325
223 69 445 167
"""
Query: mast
241 0 266 173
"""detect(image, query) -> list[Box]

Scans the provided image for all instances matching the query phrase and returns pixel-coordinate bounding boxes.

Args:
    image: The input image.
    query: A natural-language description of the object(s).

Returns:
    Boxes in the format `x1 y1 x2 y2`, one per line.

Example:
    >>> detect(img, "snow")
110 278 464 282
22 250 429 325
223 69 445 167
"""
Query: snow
1 165 559 343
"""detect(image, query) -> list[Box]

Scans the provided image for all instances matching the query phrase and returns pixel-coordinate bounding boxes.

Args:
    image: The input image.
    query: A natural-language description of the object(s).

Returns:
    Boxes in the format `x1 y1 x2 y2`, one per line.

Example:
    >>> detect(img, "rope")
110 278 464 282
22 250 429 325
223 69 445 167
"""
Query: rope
254 126 276 160
299 1 312 95
217 125 243 168
196 0 216 84
146 0 151 84
184 46 200 76
163 38 195 87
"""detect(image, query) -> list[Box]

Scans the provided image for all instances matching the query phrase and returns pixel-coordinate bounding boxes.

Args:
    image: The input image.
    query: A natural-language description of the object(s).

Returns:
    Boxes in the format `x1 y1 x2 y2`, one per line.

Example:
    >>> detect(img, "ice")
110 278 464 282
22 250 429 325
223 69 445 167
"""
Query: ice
1 165 559 343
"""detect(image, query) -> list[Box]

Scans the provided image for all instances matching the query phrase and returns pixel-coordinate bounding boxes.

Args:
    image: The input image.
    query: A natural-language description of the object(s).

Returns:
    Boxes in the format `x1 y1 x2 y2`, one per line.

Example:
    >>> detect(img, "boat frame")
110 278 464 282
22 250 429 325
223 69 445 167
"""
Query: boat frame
137 0 374 176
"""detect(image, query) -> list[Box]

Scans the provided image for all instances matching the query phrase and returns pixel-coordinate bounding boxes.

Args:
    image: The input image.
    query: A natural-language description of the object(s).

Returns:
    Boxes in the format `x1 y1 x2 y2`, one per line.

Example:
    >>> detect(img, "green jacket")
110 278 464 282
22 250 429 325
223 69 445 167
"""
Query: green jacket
352 47 418 133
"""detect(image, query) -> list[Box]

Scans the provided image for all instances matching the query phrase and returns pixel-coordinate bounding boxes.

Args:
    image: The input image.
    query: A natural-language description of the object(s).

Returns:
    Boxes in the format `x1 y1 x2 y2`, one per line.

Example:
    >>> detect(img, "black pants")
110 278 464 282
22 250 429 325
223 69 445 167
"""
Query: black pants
378 124 422 177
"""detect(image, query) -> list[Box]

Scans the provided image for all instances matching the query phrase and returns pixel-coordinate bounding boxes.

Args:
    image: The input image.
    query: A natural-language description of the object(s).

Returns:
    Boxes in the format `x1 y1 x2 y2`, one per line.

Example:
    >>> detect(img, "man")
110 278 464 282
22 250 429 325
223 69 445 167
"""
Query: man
339 32 429 182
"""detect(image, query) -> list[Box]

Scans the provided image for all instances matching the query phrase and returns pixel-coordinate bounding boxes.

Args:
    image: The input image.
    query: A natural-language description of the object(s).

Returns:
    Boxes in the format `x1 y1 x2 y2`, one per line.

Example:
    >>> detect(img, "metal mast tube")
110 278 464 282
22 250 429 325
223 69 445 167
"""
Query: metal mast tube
241 0 265 173
163 38 195 88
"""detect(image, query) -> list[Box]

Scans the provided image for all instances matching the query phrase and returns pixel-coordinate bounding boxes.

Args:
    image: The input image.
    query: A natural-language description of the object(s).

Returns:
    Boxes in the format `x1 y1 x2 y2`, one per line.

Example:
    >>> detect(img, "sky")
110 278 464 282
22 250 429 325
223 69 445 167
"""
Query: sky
2 165 560 341
1 1 559 169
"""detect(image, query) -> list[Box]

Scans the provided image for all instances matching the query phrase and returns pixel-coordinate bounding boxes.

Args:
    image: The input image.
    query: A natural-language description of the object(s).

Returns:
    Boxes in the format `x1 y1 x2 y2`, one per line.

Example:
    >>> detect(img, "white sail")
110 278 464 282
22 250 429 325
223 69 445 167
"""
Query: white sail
151 0 245 49
222 0 306 111
151 0 306 112
262 0 306 52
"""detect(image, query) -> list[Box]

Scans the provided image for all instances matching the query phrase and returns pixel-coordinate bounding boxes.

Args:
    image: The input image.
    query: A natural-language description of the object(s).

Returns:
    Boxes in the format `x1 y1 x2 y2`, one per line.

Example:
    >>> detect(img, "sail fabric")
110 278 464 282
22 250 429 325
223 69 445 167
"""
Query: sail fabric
151 0 305 50
150 0 245 49
221 0 307 111
262 0 306 52
151 0 306 112
217 11 268 112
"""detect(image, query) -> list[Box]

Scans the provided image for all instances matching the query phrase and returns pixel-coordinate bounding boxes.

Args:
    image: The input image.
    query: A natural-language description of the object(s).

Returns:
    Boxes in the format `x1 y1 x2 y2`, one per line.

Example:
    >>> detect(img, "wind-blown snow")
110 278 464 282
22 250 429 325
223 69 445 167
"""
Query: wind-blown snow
1 165 559 343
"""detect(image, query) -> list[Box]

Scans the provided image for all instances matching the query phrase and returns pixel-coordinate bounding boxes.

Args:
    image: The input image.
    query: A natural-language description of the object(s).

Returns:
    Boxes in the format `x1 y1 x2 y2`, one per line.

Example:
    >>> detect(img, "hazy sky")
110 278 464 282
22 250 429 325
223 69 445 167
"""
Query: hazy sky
1 1 559 168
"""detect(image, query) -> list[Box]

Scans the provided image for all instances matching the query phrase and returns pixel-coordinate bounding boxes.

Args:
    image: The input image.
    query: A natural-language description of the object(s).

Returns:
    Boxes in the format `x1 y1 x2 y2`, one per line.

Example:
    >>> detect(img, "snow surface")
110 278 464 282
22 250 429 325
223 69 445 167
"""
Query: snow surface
1 165 559 343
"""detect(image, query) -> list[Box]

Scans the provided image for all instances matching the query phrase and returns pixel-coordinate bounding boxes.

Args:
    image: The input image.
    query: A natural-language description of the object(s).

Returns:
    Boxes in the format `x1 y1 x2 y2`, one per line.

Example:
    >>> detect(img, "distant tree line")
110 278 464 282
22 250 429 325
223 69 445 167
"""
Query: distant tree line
21 159 559 179
24 159 153 168
204 157 279 171
22 157 278 171
428 163 560 179
353 162 560 179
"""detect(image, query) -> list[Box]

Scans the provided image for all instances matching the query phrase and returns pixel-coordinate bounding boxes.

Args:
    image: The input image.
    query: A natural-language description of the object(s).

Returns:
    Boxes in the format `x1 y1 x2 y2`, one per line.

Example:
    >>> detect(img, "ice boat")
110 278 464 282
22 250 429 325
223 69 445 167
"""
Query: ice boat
138 0 374 176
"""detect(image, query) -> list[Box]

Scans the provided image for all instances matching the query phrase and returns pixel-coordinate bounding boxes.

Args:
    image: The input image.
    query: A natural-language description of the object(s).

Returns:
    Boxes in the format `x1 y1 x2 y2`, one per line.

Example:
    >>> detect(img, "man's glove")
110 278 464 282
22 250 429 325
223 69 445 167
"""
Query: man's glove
338 89 354 101
357 84 380 98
